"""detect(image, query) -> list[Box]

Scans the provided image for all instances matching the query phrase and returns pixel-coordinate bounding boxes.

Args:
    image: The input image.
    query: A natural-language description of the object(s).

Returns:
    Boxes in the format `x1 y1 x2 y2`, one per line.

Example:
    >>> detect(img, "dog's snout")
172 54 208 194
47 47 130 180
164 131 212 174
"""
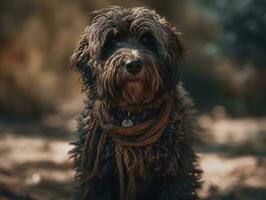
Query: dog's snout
125 60 143 75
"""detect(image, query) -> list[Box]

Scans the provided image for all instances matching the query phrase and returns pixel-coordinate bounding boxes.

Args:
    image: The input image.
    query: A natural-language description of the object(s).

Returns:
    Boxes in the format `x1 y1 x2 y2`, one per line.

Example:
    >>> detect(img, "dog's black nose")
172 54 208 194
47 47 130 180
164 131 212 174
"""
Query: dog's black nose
125 60 143 75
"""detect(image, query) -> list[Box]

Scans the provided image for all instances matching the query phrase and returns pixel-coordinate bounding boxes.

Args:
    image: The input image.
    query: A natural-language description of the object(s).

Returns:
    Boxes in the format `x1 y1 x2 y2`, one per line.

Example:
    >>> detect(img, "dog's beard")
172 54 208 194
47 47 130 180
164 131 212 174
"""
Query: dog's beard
123 81 145 104
118 67 161 104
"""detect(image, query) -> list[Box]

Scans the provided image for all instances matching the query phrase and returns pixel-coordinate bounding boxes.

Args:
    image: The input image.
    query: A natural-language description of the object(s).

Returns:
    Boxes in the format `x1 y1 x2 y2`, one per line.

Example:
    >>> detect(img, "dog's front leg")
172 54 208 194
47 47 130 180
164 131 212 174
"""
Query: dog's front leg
83 173 115 200
90 180 113 200
158 179 198 200
85 158 117 200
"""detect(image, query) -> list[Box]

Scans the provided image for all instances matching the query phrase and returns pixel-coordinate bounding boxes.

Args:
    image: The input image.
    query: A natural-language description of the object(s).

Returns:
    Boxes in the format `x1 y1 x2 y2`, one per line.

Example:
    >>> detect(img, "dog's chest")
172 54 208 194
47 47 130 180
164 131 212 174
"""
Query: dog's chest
105 133 173 176
106 139 163 196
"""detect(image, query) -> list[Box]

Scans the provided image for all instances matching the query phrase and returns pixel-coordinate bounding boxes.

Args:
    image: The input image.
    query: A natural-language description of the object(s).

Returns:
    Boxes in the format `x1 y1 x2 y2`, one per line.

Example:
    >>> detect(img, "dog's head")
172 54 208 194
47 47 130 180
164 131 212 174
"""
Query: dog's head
71 6 184 110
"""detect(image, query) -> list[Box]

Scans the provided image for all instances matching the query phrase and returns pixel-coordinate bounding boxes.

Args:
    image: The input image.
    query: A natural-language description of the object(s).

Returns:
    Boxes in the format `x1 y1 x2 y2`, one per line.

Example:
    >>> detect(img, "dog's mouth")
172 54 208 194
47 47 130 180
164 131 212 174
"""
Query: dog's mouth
124 76 143 83
122 79 145 104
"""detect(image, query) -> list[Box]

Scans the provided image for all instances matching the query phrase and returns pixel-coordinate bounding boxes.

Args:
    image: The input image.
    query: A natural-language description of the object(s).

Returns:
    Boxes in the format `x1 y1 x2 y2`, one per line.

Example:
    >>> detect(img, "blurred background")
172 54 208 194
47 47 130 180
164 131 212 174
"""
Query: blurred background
0 0 265 199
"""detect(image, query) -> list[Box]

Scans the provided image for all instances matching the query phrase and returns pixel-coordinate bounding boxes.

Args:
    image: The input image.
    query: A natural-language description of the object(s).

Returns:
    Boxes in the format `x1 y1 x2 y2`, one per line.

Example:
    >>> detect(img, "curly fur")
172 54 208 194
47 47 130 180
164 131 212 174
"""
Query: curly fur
70 6 202 200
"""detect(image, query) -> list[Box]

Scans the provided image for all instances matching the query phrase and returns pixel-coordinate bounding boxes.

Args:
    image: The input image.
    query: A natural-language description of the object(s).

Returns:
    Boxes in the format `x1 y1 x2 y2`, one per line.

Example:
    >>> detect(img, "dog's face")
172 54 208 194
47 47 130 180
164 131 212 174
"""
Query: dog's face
71 7 184 109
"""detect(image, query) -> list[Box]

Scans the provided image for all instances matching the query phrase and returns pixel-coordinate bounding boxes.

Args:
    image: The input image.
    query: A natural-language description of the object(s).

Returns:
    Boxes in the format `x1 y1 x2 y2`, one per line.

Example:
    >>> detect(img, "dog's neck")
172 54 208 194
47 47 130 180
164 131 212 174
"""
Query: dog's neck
111 105 161 127
108 92 172 127
109 91 169 114
112 100 162 113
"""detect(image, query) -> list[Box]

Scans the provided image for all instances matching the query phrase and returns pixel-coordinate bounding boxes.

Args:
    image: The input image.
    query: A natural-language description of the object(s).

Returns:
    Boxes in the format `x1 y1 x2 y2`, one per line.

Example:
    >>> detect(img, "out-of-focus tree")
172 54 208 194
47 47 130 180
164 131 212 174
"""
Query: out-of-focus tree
214 0 266 115
0 0 87 118
192 0 266 115
214 0 266 69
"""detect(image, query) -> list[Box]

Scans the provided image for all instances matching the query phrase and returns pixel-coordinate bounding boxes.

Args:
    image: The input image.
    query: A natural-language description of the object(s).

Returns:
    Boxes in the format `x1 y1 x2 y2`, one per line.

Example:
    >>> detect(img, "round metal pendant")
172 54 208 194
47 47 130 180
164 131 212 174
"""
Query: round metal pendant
122 119 134 127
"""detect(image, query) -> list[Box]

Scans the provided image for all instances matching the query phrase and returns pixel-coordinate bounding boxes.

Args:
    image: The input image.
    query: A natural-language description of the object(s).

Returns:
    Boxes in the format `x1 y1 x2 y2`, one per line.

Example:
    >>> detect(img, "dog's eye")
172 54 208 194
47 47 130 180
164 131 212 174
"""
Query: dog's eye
141 37 148 45
109 37 116 44
107 33 120 44
140 34 150 45
101 33 121 60
140 32 157 51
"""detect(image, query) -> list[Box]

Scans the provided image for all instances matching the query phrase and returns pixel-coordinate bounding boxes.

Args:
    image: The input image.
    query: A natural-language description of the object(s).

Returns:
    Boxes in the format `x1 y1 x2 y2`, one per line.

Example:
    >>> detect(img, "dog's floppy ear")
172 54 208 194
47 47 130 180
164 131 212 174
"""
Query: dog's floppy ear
163 22 185 88
71 27 94 91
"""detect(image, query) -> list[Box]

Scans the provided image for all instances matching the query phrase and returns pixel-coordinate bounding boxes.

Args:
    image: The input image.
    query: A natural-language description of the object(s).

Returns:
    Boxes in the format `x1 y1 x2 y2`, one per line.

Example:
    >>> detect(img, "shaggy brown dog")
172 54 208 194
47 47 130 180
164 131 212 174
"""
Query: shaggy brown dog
70 6 202 200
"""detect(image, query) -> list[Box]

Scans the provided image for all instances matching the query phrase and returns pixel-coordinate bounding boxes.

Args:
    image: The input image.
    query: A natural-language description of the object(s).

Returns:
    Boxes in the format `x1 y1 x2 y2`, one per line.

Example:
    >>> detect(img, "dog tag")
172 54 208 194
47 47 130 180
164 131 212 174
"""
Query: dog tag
122 119 134 127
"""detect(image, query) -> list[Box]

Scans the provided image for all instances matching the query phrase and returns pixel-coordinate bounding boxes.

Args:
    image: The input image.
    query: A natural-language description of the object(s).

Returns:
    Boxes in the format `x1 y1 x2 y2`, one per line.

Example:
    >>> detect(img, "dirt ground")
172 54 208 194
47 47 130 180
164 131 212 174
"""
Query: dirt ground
0 109 265 200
